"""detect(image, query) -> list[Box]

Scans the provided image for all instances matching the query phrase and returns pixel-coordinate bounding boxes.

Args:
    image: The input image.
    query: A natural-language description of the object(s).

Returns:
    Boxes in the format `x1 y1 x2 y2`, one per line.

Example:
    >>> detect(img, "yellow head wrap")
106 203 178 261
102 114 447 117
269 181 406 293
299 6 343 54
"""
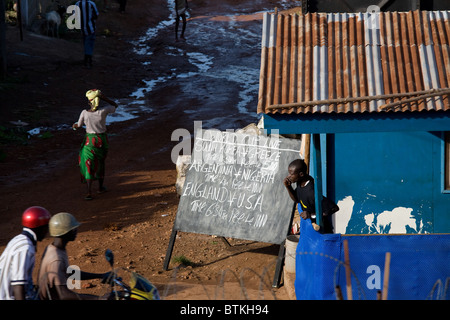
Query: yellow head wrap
86 89 101 111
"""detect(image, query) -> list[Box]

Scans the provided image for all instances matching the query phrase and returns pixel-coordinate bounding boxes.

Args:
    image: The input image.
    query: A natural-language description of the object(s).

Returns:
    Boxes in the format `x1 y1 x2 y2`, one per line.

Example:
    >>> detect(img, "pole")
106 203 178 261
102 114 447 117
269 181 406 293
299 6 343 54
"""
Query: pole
303 134 310 171
343 240 353 300
382 252 391 300
273 240 285 288
163 229 178 270
379 89 450 111
267 88 450 111
273 202 297 288
335 285 343 300
17 0 23 41
311 134 323 229
0 0 6 79
220 237 231 247
376 290 382 300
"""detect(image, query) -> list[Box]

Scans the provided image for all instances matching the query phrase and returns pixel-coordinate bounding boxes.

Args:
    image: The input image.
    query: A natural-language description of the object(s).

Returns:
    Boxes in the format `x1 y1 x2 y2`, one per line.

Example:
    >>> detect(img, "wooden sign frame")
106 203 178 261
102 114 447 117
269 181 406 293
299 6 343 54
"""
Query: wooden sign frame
163 130 301 288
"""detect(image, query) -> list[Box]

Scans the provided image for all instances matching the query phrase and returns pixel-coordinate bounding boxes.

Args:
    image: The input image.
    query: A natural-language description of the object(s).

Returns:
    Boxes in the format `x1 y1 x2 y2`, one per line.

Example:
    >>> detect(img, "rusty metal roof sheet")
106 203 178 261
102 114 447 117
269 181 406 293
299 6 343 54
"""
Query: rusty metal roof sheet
258 10 450 114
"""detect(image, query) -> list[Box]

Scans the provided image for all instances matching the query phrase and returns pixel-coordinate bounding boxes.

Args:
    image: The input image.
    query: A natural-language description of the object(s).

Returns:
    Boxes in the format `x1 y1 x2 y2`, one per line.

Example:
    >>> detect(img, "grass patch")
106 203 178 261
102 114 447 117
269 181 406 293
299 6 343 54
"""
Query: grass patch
171 255 195 267
0 125 29 145
38 131 54 139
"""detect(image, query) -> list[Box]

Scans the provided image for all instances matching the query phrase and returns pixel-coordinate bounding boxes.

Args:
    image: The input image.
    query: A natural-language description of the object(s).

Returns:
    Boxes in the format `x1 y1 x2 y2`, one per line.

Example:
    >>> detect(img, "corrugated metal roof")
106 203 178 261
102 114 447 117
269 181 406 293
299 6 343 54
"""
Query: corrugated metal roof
258 10 450 114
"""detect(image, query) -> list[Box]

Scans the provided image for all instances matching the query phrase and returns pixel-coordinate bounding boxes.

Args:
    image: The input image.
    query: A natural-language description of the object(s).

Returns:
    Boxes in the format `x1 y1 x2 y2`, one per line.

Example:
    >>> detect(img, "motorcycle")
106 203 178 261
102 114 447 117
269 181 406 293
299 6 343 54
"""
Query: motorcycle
103 249 160 300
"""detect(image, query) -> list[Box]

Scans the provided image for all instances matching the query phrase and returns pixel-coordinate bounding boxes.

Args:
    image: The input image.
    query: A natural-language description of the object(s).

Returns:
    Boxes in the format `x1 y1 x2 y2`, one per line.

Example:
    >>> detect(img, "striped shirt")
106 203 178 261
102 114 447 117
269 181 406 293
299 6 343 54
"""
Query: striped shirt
76 0 99 35
0 229 37 300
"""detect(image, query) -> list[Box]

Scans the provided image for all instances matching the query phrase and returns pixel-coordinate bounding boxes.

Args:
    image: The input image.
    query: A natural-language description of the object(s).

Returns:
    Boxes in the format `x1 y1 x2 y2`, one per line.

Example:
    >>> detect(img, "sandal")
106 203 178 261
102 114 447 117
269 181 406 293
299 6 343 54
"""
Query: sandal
98 187 107 194
85 194 93 200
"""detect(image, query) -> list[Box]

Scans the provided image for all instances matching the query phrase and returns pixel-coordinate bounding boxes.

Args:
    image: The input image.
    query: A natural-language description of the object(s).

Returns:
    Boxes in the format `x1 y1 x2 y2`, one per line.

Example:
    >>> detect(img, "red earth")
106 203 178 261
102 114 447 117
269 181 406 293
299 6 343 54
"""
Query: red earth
0 0 299 300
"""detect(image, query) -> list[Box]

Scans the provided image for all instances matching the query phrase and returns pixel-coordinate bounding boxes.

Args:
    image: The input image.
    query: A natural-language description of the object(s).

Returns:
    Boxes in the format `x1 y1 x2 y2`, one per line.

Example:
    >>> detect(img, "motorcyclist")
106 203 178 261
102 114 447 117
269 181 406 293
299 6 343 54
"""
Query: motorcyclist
0 206 51 300
37 212 111 300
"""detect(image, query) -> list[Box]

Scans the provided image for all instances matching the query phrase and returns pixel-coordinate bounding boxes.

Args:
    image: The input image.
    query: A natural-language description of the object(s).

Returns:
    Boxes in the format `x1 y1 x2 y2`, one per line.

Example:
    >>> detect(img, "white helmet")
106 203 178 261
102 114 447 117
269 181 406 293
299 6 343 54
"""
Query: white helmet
49 212 81 237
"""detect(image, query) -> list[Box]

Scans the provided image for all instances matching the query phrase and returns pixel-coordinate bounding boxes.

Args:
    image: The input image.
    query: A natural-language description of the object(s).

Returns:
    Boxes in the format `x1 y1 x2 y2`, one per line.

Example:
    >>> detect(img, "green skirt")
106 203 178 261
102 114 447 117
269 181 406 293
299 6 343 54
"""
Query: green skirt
78 133 109 181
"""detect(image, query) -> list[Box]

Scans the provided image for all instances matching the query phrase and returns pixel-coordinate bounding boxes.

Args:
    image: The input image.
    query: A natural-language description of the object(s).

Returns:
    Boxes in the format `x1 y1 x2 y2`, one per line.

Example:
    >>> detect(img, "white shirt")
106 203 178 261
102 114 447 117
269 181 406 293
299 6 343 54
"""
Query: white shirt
0 228 37 300
77 105 116 134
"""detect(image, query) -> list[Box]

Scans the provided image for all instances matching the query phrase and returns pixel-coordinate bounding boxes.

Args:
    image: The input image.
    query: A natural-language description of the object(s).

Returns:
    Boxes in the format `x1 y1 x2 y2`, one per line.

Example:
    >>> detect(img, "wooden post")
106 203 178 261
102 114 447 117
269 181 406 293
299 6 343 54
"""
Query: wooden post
17 0 23 41
311 134 323 229
220 237 231 247
376 290 382 300
0 0 6 79
273 202 297 288
335 285 343 300
303 134 316 231
302 134 311 172
163 229 178 270
382 252 391 300
343 240 353 300
273 240 285 288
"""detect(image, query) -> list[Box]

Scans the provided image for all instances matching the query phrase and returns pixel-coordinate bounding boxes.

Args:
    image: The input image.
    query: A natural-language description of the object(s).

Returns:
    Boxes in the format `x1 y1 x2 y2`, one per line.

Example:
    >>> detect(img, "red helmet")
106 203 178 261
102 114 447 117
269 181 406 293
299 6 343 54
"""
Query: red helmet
22 206 51 229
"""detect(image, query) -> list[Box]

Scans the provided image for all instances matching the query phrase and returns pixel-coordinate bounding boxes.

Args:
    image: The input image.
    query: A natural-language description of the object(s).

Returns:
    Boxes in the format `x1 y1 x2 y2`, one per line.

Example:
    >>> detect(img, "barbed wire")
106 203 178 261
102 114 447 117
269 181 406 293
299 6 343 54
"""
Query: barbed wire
36 251 446 300
426 277 450 300
158 250 370 300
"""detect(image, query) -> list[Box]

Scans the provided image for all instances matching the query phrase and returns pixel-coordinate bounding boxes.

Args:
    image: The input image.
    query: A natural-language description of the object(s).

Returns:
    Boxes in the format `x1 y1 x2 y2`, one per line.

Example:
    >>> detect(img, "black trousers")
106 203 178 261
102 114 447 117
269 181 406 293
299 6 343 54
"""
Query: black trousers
119 0 127 12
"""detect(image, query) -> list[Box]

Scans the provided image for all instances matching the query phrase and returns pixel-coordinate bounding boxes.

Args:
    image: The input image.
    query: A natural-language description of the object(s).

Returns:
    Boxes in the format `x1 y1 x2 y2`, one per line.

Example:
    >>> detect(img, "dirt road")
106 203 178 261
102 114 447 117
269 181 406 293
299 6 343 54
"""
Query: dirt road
0 0 302 300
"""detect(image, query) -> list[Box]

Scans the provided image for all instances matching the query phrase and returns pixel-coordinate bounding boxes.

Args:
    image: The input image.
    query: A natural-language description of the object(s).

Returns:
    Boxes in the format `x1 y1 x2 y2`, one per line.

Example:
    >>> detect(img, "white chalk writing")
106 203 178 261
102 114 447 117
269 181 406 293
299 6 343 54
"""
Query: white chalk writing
178 130 301 235
182 131 290 230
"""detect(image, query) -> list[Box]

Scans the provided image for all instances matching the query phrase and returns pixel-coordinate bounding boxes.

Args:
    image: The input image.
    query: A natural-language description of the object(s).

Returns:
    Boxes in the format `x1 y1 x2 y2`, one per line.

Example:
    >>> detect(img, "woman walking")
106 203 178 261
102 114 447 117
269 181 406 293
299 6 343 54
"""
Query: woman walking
72 89 118 200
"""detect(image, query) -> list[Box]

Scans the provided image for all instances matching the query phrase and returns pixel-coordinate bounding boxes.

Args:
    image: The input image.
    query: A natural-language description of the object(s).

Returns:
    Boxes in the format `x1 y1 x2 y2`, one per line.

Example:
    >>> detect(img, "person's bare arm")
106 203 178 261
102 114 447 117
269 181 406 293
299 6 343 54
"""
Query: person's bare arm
323 204 339 216
99 93 118 108
55 285 101 300
283 176 298 202
12 284 25 300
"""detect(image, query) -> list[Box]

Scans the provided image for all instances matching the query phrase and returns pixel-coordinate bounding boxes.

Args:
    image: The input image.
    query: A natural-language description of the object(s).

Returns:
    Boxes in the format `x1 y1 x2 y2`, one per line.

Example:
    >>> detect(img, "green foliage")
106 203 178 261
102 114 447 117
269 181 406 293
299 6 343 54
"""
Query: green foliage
38 131 54 139
171 255 194 267
0 125 29 145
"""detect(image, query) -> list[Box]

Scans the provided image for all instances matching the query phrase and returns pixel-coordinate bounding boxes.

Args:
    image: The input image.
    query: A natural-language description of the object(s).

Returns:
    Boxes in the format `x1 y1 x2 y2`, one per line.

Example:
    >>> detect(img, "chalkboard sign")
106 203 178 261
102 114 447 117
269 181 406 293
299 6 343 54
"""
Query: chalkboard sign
173 129 301 244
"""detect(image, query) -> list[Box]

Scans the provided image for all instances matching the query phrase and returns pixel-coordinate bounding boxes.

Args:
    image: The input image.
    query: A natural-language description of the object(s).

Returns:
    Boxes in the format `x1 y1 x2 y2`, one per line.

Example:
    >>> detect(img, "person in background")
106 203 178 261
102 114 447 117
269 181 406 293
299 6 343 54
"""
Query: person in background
73 89 118 200
175 0 188 41
284 159 339 233
38 212 111 300
119 0 127 13
0 206 51 300
76 0 99 69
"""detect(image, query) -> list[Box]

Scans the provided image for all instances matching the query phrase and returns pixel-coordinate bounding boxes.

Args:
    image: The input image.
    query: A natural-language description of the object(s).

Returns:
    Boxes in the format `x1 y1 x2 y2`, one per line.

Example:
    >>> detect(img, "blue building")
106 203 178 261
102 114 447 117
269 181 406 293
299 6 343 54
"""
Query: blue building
258 10 450 299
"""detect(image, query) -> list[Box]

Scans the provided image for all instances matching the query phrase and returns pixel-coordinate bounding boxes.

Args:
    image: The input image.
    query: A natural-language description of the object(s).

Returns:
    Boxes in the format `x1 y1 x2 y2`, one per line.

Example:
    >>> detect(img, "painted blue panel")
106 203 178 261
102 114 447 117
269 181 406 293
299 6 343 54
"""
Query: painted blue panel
307 134 328 196
434 132 450 233
295 219 450 300
331 131 450 234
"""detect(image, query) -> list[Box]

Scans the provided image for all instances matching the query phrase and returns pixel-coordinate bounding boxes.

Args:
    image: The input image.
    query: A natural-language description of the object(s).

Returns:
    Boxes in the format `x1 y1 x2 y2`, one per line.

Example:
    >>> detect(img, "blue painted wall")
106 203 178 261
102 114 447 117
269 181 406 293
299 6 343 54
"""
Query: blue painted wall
295 219 450 300
330 131 450 234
